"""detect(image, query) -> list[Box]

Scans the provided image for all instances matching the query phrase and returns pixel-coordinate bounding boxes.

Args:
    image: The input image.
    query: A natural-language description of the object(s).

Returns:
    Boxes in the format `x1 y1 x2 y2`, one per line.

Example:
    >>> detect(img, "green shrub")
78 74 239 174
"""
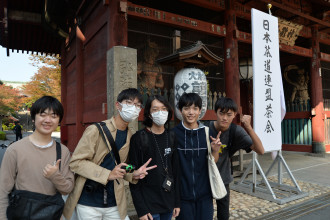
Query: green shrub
9 123 15 130
2 124 8 131
55 126 61 132
0 131 6 140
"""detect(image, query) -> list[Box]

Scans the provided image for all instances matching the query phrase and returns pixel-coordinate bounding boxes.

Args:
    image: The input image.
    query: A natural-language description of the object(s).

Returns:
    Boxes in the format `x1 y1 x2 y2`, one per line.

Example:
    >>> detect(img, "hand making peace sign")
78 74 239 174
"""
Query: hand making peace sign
133 158 157 180
210 131 222 153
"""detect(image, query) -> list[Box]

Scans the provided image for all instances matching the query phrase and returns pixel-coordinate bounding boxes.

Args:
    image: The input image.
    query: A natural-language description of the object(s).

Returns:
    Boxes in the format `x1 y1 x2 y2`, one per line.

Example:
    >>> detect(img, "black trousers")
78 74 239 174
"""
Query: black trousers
216 184 230 220
16 133 22 141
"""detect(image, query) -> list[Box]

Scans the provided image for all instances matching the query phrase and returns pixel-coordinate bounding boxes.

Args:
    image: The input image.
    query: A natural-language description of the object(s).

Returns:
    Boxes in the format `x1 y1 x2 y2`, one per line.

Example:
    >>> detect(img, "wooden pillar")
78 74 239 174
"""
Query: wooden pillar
108 0 128 48
310 25 325 153
173 30 181 52
60 44 68 147
75 36 84 146
224 0 241 120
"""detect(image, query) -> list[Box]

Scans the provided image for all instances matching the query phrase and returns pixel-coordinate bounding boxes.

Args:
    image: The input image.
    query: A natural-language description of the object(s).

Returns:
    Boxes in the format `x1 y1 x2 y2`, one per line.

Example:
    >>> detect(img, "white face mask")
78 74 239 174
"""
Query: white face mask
119 103 141 122
151 111 168 126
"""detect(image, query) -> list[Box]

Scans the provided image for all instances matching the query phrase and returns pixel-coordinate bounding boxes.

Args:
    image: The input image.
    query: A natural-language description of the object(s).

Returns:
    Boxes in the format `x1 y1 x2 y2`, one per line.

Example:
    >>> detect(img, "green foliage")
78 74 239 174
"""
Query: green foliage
8 123 15 130
2 124 8 131
55 126 61 132
0 131 6 140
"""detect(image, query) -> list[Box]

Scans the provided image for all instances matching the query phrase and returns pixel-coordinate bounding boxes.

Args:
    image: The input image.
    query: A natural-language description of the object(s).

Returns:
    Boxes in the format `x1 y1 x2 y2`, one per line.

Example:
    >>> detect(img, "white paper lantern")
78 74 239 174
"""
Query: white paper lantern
174 68 207 120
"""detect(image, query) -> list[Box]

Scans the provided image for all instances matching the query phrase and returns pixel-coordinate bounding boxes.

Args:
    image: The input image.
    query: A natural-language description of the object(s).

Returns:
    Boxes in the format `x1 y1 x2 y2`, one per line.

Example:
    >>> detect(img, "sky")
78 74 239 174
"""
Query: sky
0 46 39 82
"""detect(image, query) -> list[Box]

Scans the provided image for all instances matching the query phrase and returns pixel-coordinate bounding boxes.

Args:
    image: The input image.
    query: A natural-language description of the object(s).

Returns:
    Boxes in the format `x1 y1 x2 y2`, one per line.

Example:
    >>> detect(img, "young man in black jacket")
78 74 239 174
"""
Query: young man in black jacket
209 97 264 220
129 95 180 220
173 93 221 220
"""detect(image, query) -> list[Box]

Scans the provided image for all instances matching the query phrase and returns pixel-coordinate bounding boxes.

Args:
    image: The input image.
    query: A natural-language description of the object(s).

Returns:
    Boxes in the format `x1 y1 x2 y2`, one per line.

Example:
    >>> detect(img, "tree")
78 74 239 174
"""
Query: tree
0 85 22 115
22 55 61 107
0 84 23 129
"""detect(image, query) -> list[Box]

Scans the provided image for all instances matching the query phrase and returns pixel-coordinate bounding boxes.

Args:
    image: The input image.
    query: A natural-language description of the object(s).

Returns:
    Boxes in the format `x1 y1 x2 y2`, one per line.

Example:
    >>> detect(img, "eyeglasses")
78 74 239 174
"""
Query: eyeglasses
122 100 143 110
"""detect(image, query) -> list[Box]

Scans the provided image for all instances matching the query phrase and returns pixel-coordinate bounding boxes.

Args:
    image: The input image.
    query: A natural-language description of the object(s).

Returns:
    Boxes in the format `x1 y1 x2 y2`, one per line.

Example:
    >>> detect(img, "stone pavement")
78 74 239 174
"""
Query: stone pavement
224 151 330 220
129 151 330 220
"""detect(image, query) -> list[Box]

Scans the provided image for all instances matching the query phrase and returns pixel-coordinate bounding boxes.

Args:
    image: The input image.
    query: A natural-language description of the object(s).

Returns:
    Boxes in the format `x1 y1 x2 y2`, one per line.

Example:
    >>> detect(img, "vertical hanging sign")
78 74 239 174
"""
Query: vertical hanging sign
252 8 282 152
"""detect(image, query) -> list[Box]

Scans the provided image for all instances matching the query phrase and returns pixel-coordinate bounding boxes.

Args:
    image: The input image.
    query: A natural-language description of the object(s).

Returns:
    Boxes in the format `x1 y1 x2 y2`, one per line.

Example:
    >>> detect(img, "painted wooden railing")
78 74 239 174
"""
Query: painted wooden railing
282 100 312 147
282 118 312 145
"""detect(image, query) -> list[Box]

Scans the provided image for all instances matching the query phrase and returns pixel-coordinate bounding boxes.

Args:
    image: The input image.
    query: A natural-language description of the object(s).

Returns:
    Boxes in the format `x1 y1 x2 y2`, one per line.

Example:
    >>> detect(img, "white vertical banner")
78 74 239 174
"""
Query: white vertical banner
252 8 282 152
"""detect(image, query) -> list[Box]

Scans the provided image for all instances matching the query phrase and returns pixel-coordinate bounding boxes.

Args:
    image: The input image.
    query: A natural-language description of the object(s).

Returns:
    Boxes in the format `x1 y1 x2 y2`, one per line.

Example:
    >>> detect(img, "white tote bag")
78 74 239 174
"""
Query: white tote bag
205 127 227 200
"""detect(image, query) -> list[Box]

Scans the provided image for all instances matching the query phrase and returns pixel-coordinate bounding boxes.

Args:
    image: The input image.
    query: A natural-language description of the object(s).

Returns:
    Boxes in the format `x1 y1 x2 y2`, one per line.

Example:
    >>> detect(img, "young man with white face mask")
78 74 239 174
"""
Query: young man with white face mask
63 88 157 220
129 95 180 220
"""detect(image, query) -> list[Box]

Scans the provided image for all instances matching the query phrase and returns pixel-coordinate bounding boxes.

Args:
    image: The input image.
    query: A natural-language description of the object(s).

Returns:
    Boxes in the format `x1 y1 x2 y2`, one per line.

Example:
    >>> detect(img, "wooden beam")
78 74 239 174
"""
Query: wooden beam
235 1 252 20
108 0 128 48
75 35 85 146
236 31 314 58
320 32 330 45
179 0 225 12
237 30 251 44
127 2 330 59
279 44 312 58
310 25 325 151
127 2 226 37
321 52 330 63
224 0 240 118
284 111 311 119
260 0 330 28
282 144 312 152
177 0 330 44
8 10 41 24
241 0 253 4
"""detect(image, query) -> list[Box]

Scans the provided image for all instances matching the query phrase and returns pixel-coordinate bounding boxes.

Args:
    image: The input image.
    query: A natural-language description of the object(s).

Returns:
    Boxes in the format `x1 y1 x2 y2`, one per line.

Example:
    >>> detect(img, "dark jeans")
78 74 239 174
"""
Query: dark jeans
152 211 173 220
177 196 213 220
216 184 230 220
16 133 22 141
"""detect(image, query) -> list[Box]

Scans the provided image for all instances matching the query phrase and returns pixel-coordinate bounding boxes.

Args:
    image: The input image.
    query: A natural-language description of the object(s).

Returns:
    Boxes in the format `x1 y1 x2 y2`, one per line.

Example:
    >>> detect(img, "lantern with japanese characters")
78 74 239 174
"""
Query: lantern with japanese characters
174 68 207 120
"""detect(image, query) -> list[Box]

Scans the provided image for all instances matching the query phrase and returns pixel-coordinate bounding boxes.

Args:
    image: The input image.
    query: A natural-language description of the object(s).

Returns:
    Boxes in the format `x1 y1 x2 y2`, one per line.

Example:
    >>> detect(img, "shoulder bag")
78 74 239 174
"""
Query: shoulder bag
7 142 64 220
205 127 227 200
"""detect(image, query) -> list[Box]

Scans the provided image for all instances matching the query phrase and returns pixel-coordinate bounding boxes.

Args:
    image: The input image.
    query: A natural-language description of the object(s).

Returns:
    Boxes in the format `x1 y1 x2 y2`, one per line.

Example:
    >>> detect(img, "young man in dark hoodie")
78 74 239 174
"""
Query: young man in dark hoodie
209 97 264 220
173 93 221 220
